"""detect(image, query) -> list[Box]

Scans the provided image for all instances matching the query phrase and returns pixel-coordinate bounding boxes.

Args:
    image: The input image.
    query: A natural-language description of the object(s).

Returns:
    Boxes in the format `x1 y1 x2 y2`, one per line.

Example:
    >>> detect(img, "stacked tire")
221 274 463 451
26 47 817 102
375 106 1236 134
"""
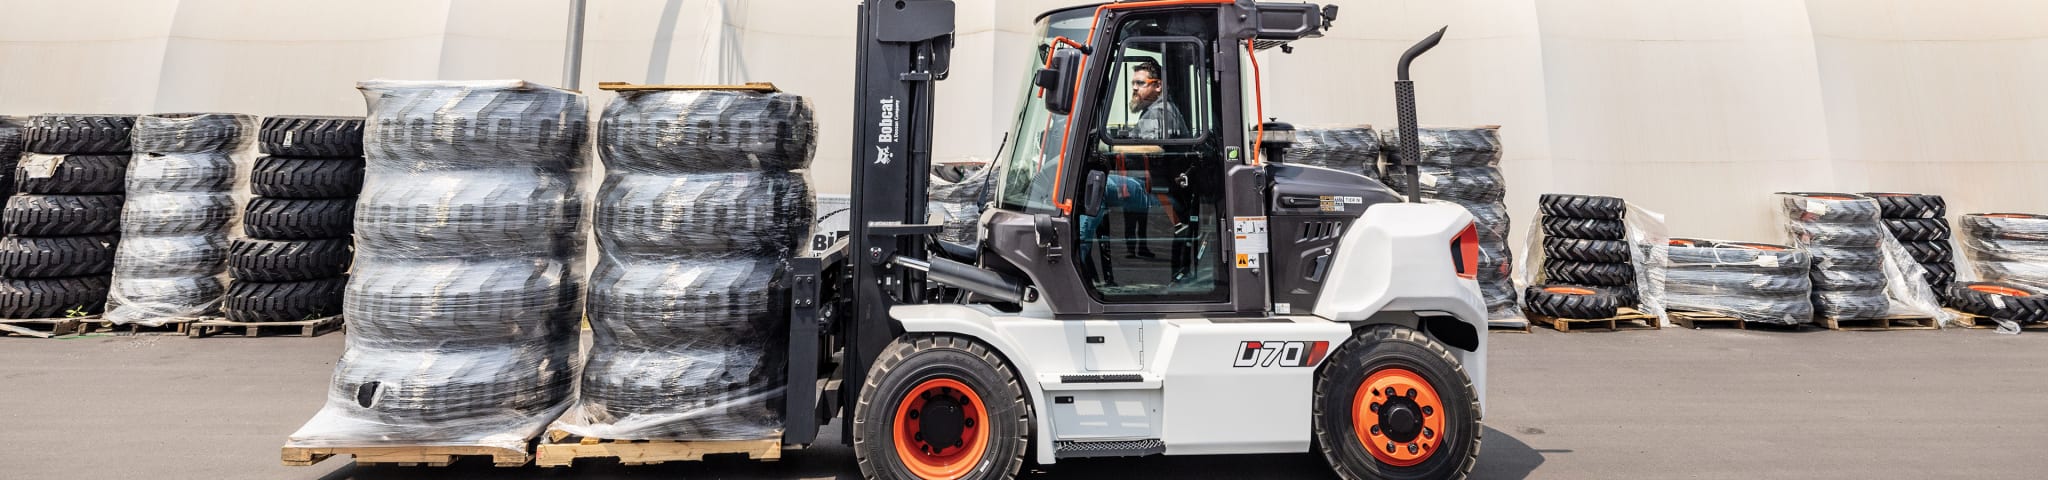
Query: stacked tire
1779 193 1889 320
1383 127 1516 319
554 90 815 441
930 161 992 245
0 114 132 319
0 116 22 197
1658 238 1815 325
1282 125 1380 179
1959 213 2048 294
223 117 364 323
1526 194 1634 319
1865 193 1954 301
289 81 584 448
104 114 251 325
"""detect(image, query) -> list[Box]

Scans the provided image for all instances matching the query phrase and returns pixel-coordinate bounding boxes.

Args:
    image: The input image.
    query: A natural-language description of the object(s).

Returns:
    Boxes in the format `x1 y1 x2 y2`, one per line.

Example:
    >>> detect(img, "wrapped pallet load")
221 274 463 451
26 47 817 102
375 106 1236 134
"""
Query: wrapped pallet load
0 115 135 319
1282 125 1380 178
1955 213 2048 327
105 113 252 325
1383 126 1519 325
286 80 586 451
1523 194 1637 320
552 89 815 441
930 160 992 246
1776 192 1946 327
1656 238 1814 325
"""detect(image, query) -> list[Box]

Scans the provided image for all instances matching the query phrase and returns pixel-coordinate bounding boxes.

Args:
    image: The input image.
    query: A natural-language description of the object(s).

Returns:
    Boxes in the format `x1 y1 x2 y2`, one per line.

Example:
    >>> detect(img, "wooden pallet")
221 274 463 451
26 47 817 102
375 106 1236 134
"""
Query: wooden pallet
597 81 780 92
282 445 530 467
1527 307 1660 333
1487 321 1532 334
535 430 782 468
1947 309 2048 331
188 315 342 338
1667 310 1806 330
1813 314 1938 331
80 318 193 336
0 316 94 338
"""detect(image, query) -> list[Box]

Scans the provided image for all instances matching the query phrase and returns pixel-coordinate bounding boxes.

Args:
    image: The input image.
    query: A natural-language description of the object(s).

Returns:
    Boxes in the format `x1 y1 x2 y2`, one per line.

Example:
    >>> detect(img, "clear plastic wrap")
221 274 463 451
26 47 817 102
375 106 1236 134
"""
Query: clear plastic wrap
1432 199 1519 323
1775 192 1948 324
554 89 814 442
0 116 22 195
106 113 253 325
1281 125 1380 176
288 80 588 451
930 160 993 245
1379 126 1503 167
1959 213 2048 292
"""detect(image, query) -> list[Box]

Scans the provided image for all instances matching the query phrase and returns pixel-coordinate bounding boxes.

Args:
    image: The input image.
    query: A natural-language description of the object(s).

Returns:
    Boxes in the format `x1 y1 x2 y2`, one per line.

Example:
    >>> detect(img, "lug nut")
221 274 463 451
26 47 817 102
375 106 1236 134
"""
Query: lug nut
1385 442 1396 453
908 409 919 420
1422 427 1434 439
1421 405 1433 417
964 417 975 428
1370 425 1381 436
1408 443 1419 454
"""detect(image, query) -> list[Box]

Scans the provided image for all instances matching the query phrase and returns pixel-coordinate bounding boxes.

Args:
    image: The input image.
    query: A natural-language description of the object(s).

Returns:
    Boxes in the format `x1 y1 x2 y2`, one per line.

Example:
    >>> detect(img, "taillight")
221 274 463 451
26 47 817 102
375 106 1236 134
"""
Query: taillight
1450 221 1479 280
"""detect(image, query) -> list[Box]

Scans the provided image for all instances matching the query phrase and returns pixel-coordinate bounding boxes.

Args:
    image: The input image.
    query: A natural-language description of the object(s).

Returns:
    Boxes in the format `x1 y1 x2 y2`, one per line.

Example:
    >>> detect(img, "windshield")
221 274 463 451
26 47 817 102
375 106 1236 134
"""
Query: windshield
994 9 1093 214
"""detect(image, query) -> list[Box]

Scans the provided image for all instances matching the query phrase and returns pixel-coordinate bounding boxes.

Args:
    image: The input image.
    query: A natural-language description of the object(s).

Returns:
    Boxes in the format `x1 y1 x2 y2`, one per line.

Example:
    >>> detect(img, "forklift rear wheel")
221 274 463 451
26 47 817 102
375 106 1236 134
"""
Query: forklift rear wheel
855 334 1030 480
1315 325 1480 480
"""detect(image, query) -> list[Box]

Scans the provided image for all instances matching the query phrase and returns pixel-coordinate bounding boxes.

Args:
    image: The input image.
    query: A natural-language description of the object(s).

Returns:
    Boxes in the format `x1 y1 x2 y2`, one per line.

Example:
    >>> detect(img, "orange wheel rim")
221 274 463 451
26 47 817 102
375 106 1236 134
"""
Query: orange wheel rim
1984 213 2036 219
1543 286 1596 296
1669 239 1697 247
892 378 990 480
1727 242 1788 251
1968 284 2032 297
1352 368 1447 467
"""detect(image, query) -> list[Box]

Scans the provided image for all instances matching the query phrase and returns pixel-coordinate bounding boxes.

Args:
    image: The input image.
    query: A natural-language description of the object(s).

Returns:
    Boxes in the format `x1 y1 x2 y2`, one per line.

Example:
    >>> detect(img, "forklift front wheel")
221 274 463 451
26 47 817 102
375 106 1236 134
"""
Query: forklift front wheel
1314 325 1482 480
855 334 1031 480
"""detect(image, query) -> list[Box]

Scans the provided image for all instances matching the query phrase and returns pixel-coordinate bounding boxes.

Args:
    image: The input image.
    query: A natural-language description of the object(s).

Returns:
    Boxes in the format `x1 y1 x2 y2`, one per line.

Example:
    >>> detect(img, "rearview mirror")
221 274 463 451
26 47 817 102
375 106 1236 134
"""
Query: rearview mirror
1036 48 1083 115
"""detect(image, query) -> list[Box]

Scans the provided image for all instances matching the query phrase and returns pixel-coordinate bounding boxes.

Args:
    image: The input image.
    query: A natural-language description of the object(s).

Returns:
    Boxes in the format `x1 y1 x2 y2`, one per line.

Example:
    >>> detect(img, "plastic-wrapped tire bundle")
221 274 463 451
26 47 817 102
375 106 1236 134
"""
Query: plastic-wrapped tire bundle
1531 194 1634 318
1959 213 2048 293
1778 193 1888 321
1947 282 2048 323
929 162 993 245
1660 238 1815 325
1385 126 1514 321
1862 193 1955 301
555 89 815 442
1281 126 1380 177
0 114 135 319
287 80 587 452
0 117 21 196
224 116 366 324
105 113 251 326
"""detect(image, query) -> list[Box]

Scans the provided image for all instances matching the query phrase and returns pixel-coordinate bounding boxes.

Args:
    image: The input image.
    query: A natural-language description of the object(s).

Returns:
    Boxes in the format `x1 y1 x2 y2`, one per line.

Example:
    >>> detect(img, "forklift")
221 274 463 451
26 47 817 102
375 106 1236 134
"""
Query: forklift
782 1 1489 479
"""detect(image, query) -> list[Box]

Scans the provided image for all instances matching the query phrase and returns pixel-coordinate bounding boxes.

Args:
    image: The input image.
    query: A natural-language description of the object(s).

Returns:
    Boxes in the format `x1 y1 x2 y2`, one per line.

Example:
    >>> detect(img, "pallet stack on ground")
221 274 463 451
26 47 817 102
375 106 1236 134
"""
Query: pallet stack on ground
103 113 251 327
0 115 132 324
1522 194 1649 331
214 116 365 336
1658 238 1814 328
1384 126 1520 328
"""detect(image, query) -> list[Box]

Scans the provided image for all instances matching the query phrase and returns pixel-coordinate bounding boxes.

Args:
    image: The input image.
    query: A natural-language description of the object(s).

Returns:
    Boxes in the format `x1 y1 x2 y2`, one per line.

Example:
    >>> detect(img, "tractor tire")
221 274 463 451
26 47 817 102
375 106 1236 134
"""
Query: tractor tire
587 255 786 350
223 276 348 322
1807 246 1884 268
344 259 582 348
1542 237 1629 263
600 90 818 173
1946 282 2048 323
854 334 1031 480
0 275 110 319
1524 284 1621 319
1283 127 1382 174
1862 192 1945 219
22 114 135 154
1663 292 1816 326
132 113 251 154
112 234 229 278
1882 218 1950 242
594 171 814 256
1974 261 2048 292
1314 325 1481 480
0 117 23 171
1779 192 1879 223
1544 260 1634 287
1385 126 1503 167
1540 217 1623 241
121 193 234 235
1664 269 1811 296
244 197 355 240
574 346 786 438
1959 213 2048 242
1901 241 1953 264
330 338 577 425
2 194 122 236
1812 289 1889 320
1383 166 1504 204
258 116 364 158
1786 222 1882 247
0 234 118 278
1810 265 1886 291
127 152 235 193
361 83 588 170
1666 241 1808 272
1538 193 1625 220
105 276 227 320
354 176 582 258
227 238 353 282
15 154 126 194
250 156 365 198
1919 261 1956 291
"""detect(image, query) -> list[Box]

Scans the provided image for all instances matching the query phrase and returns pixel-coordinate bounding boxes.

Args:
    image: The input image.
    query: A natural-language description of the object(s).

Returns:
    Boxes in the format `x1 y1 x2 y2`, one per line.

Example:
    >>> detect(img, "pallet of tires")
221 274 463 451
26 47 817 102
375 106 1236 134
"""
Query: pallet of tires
102 113 251 326
1959 212 2048 294
1382 126 1517 320
1524 194 1637 319
1656 238 1814 325
1281 125 1380 179
0 114 133 320
0 116 23 197
930 160 992 245
222 116 364 324
286 80 586 451
552 89 815 441
1864 193 1955 302
1778 193 1891 321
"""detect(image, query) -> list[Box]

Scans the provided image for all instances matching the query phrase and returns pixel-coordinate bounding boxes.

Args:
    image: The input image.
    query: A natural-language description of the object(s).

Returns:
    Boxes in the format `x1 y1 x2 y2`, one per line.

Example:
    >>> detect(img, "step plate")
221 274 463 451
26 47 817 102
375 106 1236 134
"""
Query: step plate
1054 439 1165 459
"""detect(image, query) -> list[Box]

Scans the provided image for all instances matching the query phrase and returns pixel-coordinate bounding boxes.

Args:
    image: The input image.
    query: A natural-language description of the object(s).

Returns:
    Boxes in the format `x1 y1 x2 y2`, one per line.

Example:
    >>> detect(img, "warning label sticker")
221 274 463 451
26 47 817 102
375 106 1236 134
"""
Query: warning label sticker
1233 216 1268 269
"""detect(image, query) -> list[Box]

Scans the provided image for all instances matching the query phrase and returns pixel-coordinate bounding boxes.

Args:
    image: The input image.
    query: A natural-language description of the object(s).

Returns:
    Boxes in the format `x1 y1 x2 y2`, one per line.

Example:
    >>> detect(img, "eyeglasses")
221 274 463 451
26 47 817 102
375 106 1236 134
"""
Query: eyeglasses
1130 79 1159 87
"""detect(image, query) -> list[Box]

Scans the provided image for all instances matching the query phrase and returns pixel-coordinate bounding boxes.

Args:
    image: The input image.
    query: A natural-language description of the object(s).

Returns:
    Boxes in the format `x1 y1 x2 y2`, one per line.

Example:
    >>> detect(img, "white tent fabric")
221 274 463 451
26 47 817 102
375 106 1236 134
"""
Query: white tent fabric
1 0 2043 245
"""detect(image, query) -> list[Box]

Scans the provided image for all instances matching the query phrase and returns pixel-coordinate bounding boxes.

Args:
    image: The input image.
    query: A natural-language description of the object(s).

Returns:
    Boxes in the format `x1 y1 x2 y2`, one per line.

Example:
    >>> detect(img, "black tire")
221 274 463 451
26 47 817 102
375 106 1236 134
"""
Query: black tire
362 83 588 169
105 276 227 320
1807 246 1883 268
1663 293 1815 326
1538 193 1625 220
330 338 577 425
0 276 110 319
0 234 118 278
223 276 348 322
121 193 234 235
1919 261 1956 290
0 116 23 172
227 238 353 282
1666 241 1809 273
1974 261 2048 292
258 116 364 158
1778 192 1879 222
2 194 122 236
1810 265 1886 291
1384 166 1504 204
1665 269 1811 296
1544 260 1634 286
1384 126 1502 167
353 177 582 258
1812 289 1889 320
1315 325 1481 480
1882 218 1950 242
1283 127 1381 173
112 234 229 278
854 334 1031 480
15 154 126 194
1901 241 1953 263
1524 284 1620 319
1946 282 2048 322
22 114 135 154
587 255 785 351
1456 201 1512 246
600 90 817 173
127 152 235 193
575 346 785 439
1786 222 1882 247
132 113 251 154
1540 217 1623 241
1542 237 1629 263
244 197 355 240
344 259 581 348
1959 213 2048 242
251 156 365 198
594 171 814 256
1862 193 1945 219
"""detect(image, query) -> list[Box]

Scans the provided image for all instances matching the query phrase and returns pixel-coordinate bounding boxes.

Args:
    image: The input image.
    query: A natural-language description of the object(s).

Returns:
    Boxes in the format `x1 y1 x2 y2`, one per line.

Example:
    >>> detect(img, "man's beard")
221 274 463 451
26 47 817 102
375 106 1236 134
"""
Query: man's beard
1131 94 1152 113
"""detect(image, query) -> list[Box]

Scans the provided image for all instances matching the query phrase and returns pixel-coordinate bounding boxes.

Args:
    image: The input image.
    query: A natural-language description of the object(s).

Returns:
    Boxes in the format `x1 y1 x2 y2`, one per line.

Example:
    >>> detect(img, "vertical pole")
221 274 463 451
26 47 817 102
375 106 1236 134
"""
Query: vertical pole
563 0 589 89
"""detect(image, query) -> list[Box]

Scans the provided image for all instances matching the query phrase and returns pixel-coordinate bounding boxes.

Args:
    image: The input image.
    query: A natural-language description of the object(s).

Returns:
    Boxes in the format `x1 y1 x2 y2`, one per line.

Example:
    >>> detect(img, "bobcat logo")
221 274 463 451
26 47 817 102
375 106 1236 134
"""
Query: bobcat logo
874 146 895 165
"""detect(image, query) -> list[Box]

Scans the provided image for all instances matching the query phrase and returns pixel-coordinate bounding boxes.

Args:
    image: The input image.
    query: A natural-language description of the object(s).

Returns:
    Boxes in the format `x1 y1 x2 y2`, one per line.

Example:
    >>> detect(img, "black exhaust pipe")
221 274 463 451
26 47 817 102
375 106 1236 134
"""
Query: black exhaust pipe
1394 26 1447 203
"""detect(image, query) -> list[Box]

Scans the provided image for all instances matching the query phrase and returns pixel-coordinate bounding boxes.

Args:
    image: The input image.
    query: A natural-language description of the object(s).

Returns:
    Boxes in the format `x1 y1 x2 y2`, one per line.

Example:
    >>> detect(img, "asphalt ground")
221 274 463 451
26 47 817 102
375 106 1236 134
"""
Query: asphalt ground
3 325 2045 479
